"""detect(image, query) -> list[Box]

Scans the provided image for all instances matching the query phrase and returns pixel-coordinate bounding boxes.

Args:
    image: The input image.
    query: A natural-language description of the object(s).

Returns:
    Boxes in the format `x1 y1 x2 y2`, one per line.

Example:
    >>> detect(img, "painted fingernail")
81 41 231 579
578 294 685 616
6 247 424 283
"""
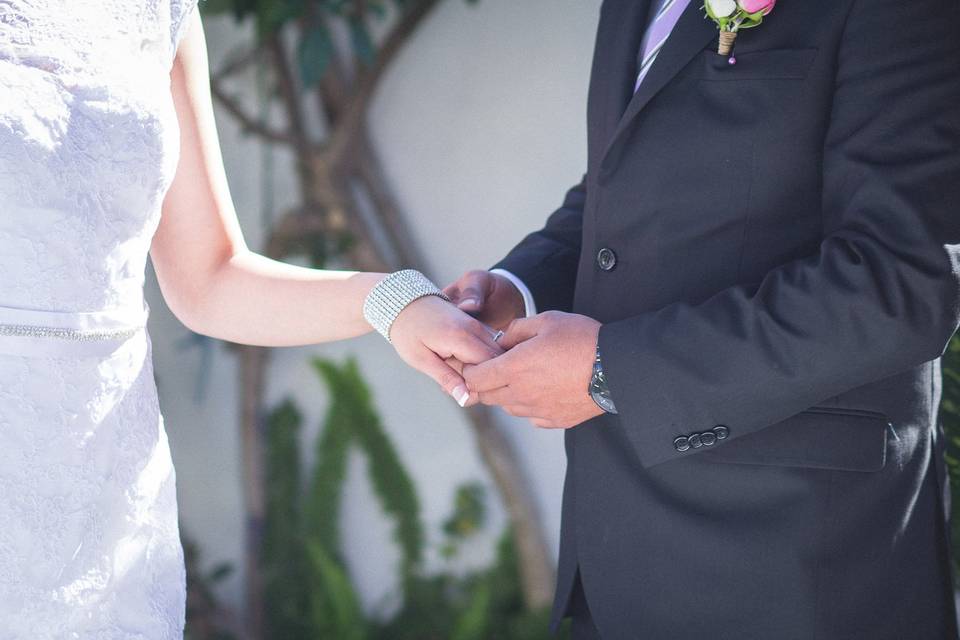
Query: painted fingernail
452 385 470 407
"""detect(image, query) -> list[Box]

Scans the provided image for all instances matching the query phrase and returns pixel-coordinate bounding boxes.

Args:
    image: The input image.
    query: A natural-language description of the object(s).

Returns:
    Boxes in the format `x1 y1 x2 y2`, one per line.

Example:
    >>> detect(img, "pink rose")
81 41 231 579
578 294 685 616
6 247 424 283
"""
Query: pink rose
738 0 776 14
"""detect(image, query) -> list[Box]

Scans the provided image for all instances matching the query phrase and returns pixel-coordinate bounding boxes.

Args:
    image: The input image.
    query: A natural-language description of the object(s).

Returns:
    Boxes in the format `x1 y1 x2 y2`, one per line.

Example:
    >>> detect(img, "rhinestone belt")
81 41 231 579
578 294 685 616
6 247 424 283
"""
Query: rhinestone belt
0 323 142 342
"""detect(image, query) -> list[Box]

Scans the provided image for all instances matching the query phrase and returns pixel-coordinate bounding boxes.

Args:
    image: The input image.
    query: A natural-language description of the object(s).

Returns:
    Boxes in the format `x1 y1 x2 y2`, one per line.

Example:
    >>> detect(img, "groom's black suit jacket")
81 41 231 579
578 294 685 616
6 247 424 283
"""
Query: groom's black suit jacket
494 0 960 637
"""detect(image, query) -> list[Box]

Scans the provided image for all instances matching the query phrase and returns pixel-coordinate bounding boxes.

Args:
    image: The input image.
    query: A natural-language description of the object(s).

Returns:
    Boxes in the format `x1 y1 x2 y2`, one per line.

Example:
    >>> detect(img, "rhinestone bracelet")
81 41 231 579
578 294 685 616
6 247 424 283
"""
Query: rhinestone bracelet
363 269 450 342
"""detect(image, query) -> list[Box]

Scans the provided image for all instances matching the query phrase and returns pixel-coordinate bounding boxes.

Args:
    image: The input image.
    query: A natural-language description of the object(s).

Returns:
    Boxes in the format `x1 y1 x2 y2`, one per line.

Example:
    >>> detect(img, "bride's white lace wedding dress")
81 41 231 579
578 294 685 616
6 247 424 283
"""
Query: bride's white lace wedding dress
0 1 198 637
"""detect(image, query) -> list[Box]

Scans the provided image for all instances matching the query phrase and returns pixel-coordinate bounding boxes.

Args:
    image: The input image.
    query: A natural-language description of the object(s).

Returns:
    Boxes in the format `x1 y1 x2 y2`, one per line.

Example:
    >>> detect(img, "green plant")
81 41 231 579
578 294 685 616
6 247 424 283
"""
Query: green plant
259 357 421 639
261 399 312 638
308 358 424 574
440 482 487 559
375 530 568 640
183 532 241 640
252 356 565 639
197 1 555 630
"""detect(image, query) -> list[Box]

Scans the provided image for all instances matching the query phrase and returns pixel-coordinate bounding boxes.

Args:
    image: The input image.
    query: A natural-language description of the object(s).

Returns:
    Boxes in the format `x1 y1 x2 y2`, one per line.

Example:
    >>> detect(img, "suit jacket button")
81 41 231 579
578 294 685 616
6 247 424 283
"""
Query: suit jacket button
689 433 703 449
674 436 690 452
700 432 717 446
597 247 617 271
713 425 730 440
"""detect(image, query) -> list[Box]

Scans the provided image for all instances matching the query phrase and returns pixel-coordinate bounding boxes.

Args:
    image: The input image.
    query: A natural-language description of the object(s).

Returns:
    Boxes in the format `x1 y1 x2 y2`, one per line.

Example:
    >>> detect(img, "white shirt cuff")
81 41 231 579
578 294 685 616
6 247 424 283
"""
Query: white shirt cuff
490 269 537 318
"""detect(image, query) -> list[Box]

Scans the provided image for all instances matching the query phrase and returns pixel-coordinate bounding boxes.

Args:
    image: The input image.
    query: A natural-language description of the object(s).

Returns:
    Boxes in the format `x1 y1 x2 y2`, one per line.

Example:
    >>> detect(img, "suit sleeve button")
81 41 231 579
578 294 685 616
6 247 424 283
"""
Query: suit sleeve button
689 433 703 449
713 425 729 440
700 432 717 446
597 248 617 271
674 436 691 452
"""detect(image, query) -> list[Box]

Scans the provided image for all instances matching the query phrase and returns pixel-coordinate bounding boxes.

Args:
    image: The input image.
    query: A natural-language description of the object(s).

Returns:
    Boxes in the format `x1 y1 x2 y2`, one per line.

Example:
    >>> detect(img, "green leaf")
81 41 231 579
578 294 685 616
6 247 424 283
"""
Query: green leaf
255 0 301 38
349 16 376 63
306 541 368 640
261 399 312 638
198 0 236 16
942 333 960 586
442 482 487 542
206 562 235 583
330 358 425 574
450 582 491 640
298 22 334 90
304 361 355 556
368 1 389 19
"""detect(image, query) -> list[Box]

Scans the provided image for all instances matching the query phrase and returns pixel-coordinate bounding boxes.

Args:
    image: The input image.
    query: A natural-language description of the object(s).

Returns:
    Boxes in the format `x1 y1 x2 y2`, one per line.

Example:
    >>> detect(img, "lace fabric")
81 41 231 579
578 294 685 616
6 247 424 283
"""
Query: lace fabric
0 1 198 637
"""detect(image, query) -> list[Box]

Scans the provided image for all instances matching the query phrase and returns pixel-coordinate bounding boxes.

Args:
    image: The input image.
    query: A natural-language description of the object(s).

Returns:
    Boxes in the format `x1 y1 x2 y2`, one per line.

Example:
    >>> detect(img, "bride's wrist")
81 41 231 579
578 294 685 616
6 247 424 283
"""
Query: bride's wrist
363 269 450 343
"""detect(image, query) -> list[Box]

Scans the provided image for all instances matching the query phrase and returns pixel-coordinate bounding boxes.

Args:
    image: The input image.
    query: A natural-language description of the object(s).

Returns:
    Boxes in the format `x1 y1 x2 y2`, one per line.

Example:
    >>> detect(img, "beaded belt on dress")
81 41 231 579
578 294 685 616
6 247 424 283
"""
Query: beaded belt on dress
0 303 149 357
0 324 141 341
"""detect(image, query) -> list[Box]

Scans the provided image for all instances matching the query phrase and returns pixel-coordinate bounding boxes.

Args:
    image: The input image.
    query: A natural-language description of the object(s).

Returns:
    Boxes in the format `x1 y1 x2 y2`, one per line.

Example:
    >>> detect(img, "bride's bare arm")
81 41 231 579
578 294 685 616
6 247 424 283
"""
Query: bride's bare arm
152 13 498 404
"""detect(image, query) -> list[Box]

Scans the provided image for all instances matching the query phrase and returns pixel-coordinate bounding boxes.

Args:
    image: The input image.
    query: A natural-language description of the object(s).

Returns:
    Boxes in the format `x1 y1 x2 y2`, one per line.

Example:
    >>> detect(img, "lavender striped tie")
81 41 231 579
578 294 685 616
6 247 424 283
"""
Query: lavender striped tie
635 0 693 92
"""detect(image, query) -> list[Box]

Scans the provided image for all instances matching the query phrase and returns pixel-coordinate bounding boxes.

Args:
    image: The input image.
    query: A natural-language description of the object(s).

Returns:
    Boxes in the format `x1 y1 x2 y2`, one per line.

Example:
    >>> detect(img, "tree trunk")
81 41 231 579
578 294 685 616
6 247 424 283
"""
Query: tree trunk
222 5 558 631
467 406 557 608
237 344 268 639
334 141 557 609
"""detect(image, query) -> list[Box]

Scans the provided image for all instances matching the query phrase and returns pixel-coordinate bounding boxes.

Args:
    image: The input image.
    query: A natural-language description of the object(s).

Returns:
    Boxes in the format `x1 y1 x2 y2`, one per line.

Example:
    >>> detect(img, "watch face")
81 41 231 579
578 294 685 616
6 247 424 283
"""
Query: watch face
589 377 603 394
592 391 616 414
590 363 604 392
590 359 616 414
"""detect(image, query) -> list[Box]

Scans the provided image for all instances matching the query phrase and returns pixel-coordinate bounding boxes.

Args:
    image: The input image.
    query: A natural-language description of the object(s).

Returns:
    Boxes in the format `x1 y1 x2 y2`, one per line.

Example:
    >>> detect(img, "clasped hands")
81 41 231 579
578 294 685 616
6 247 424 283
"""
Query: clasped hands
390 270 603 429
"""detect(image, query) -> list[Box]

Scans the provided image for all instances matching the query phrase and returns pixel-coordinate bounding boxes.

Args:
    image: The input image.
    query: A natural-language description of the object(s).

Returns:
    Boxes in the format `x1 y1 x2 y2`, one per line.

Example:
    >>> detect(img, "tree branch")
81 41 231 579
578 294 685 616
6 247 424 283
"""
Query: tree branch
264 208 330 259
353 133 422 269
467 406 556 609
326 0 441 162
362 0 442 109
267 34 313 155
209 76 297 146
215 45 262 80
316 48 351 127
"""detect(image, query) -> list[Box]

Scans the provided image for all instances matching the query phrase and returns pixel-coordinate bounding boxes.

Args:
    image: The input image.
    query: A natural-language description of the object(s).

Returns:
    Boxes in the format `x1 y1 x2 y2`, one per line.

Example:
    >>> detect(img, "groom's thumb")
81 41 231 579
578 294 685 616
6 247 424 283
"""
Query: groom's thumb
457 290 483 313
498 317 539 350
445 270 488 313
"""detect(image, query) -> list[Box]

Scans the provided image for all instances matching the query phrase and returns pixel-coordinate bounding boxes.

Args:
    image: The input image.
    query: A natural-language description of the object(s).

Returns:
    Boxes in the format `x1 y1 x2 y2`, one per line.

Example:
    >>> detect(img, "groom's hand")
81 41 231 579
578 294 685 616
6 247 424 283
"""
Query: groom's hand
444 270 526 331
462 311 603 429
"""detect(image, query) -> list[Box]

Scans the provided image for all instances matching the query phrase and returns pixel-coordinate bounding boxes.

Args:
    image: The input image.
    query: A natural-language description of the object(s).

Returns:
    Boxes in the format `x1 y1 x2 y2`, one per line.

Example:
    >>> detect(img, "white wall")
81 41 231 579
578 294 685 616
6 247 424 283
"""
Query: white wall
146 0 602 616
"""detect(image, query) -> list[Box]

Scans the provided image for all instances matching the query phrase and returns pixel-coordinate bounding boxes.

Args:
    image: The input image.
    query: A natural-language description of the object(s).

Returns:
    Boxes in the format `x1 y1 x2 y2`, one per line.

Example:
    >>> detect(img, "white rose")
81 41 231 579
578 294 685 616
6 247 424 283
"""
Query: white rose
705 0 738 18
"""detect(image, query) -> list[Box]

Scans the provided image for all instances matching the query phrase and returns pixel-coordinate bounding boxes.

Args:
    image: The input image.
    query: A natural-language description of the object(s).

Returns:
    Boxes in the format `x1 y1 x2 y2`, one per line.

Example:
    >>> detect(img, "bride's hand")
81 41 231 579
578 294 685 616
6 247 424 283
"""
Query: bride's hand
390 296 503 407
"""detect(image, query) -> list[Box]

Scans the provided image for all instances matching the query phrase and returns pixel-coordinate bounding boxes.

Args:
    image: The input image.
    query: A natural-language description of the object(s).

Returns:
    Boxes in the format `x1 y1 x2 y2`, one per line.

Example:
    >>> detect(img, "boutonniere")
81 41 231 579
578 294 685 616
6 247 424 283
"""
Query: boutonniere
703 0 776 63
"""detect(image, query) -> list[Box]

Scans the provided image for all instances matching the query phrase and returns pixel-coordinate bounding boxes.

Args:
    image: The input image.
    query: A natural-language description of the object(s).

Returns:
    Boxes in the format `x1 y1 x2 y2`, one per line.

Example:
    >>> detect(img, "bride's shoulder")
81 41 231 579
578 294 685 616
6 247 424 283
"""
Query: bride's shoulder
167 0 200 55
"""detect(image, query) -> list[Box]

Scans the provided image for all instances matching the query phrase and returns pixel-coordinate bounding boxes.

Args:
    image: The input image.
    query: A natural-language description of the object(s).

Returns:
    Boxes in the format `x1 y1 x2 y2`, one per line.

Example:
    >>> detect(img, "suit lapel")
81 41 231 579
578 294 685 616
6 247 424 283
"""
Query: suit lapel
601 1 718 167
592 0 652 140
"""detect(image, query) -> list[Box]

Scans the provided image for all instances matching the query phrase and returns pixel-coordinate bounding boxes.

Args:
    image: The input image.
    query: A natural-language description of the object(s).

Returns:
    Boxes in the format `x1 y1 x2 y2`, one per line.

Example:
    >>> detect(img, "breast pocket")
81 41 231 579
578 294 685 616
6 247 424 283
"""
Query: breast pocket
701 406 890 472
698 47 819 82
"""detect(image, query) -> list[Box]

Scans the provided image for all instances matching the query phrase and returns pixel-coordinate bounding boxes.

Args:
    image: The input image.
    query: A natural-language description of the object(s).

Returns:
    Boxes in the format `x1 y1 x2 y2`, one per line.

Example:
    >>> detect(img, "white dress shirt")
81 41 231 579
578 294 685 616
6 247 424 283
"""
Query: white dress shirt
490 268 538 317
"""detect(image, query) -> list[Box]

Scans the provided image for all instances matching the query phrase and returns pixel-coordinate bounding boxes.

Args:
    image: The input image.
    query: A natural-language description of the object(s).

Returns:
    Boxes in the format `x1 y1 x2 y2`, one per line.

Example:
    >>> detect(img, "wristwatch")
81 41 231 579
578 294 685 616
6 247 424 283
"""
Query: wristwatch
589 345 618 414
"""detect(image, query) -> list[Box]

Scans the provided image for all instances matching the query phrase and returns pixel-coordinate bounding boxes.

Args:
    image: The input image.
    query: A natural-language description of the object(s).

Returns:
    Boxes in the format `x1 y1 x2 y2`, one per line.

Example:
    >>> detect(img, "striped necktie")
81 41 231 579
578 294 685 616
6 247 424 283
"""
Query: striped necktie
635 0 693 92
